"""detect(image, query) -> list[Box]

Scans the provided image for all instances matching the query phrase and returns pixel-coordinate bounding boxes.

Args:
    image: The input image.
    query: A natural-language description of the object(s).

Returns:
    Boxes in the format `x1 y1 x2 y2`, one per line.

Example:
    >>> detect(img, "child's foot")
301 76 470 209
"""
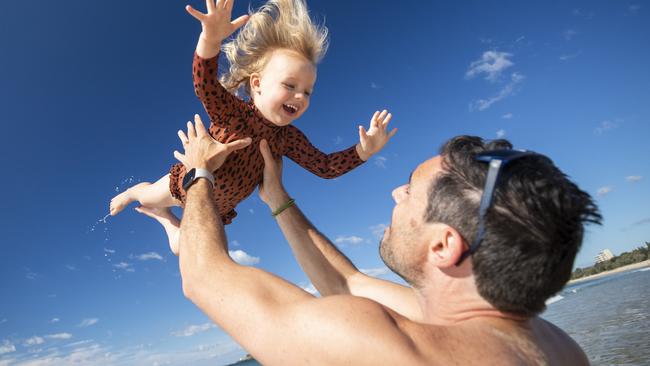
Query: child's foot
135 206 181 256
110 183 149 216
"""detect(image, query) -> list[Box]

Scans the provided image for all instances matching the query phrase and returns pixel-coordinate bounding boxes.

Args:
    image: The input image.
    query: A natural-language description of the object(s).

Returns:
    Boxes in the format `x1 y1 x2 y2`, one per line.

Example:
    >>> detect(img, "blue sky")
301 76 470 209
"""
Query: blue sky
1 0 649 364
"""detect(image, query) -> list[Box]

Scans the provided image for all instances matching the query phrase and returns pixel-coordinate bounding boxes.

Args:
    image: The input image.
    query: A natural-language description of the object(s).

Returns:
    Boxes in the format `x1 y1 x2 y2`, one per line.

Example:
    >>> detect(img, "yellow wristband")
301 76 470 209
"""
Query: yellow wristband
272 198 295 217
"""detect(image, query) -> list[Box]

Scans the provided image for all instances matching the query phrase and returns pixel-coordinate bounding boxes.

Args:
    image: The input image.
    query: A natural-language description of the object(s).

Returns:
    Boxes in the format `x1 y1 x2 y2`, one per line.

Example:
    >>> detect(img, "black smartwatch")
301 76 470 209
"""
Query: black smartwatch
182 168 215 191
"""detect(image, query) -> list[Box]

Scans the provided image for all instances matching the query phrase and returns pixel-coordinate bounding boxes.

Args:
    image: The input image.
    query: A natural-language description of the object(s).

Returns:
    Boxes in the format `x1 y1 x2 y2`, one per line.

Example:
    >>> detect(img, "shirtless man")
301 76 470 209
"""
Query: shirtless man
170 116 600 365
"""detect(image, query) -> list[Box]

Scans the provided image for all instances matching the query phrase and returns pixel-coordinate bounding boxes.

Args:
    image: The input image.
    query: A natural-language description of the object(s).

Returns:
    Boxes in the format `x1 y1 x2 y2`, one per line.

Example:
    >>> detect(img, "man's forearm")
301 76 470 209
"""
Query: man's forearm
271 196 360 296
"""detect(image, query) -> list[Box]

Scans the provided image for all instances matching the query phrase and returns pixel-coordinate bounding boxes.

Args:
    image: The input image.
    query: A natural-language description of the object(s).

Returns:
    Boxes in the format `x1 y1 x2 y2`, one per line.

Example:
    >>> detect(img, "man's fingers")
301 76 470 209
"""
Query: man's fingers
194 114 208 137
259 139 273 163
359 125 368 141
388 128 398 139
226 137 252 152
231 14 249 30
178 130 189 145
186 120 197 140
381 113 393 128
173 150 187 166
186 5 206 21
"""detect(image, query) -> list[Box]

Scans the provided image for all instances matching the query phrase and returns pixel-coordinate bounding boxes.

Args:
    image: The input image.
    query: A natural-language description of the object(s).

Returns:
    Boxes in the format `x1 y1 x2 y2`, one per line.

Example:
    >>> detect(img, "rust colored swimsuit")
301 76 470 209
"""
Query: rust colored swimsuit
168 53 365 224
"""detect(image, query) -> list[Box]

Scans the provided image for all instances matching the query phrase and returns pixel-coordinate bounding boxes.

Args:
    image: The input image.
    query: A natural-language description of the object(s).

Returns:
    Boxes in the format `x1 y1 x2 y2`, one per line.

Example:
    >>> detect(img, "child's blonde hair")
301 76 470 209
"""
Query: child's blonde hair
221 0 329 98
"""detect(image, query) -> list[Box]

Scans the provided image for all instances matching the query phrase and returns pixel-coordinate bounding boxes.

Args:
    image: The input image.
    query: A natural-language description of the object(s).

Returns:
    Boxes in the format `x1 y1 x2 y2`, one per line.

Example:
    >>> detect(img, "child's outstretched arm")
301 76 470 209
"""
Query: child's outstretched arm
186 0 249 58
355 109 397 161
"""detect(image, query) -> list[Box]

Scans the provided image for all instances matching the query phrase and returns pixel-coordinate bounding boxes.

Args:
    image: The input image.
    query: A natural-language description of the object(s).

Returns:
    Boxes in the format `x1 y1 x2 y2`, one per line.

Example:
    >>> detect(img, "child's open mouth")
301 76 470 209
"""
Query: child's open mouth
282 104 298 115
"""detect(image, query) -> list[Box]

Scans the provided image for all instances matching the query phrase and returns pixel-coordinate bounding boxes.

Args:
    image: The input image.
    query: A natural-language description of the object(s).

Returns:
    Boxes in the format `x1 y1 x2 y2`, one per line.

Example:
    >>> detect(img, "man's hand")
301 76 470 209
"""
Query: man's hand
356 110 397 161
258 139 290 210
174 114 251 172
186 0 249 46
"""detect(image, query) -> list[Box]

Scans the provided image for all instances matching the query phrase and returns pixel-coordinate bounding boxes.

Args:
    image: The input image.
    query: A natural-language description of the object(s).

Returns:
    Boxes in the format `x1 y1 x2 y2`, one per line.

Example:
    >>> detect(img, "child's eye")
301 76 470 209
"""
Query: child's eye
283 83 295 90
304 90 311 97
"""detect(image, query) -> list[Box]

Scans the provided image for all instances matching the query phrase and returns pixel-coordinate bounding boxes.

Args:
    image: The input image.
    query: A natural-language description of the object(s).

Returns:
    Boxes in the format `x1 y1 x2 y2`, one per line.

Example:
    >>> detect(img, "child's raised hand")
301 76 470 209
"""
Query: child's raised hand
356 110 397 161
186 0 249 45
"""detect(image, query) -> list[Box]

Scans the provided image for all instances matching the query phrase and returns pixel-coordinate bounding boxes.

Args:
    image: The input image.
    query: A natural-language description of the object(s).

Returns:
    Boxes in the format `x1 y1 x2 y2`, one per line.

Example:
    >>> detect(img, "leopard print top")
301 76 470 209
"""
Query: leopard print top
169 53 365 224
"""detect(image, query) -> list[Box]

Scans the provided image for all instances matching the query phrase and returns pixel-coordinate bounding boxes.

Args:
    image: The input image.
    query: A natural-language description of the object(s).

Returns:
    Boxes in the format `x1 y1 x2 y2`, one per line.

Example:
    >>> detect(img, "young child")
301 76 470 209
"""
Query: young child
110 0 396 254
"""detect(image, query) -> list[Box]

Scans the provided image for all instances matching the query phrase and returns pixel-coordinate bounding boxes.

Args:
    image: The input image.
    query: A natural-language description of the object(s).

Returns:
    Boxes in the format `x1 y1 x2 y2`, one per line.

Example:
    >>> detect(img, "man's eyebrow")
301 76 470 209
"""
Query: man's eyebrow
408 171 414 185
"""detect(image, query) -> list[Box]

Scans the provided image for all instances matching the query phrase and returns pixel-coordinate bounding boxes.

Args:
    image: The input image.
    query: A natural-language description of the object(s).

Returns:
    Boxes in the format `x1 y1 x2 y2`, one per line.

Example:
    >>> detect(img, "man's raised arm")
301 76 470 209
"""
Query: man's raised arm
258 140 422 320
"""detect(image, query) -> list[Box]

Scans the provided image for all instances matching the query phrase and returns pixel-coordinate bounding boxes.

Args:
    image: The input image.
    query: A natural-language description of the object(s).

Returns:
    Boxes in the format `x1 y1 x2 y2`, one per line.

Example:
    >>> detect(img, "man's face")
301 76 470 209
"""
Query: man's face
380 156 444 286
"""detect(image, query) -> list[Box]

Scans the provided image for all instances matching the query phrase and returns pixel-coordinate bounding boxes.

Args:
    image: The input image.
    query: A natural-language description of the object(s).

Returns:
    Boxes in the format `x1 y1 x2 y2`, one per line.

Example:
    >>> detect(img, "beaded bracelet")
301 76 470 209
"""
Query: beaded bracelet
271 198 296 217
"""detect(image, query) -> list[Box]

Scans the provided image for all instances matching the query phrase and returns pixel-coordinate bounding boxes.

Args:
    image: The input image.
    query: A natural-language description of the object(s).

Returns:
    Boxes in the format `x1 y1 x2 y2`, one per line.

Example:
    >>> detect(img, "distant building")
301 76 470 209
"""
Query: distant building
595 249 614 264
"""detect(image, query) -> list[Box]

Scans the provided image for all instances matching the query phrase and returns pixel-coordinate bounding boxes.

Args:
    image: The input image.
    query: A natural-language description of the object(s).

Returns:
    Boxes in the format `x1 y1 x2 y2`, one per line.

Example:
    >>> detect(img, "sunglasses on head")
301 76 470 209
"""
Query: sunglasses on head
456 149 538 266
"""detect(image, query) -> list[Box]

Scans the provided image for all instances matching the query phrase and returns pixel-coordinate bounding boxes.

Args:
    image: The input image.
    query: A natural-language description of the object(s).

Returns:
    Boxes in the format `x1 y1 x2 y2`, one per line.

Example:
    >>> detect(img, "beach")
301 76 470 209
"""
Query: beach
568 260 650 285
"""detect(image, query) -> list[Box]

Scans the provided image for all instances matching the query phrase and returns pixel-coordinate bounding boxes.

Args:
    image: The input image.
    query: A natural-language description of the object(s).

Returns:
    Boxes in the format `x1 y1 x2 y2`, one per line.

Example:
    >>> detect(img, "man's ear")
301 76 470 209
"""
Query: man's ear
428 224 466 268
250 73 262 95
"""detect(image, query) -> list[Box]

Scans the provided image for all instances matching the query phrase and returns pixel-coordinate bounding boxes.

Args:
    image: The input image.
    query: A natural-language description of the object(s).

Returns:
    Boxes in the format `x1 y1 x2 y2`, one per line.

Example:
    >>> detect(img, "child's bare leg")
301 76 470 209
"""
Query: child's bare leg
110 174 179 216
135 206 181 256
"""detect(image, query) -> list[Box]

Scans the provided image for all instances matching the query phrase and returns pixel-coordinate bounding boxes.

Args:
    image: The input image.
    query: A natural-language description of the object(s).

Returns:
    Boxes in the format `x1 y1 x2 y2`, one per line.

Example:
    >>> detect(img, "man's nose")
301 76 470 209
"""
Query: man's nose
392 185 407 203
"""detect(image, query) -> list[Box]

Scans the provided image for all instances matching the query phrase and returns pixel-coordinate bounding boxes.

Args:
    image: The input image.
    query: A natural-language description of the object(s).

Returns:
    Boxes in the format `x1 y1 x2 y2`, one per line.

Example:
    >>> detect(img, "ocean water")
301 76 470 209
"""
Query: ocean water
543 267 650 365
229 268 650 366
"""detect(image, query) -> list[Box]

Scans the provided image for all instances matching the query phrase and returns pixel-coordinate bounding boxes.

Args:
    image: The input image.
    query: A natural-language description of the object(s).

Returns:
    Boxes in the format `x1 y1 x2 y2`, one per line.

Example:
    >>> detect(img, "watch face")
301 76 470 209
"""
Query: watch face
182 168 196 191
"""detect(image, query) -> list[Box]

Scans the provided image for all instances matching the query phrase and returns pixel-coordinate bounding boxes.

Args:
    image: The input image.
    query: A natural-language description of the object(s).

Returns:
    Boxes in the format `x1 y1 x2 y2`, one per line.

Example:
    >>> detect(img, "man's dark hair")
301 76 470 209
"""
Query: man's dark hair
425 136 602 316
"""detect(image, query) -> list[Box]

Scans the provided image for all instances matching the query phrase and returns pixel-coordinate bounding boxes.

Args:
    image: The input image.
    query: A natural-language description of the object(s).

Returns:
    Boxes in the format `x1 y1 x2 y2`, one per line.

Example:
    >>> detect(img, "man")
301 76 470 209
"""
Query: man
174 115 600 365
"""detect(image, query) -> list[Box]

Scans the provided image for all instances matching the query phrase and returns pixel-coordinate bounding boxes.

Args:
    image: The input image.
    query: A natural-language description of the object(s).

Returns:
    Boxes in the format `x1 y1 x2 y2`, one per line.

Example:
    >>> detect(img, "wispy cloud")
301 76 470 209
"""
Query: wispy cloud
470 72 525 111
501 113 513 119
563 29 579 41
0 340 15 355
370 223 388 239
0 318 7 324
49 318 60 324
333 136 343 145
24 336 45 346
103 248 116 254
113 262 135 272
594 119 619 134
374 155 387 168
131 252 164 261
25 268 38 280
46 333 72 340
230 240 240 247
370 82 381 89
465 51 514 82
334 235 364 245
360 267 390 278
627 4 642 15
171 323 216 337
78 318 99 328
496 129 506 138
572 8 594 19
228 250 260 265
631 218 650 227
596 186 613 197
625 175 642 183
559 52 581 61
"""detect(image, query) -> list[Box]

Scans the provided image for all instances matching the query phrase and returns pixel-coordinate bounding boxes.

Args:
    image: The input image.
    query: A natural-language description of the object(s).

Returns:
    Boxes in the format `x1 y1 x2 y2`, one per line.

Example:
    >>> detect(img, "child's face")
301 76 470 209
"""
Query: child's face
250 49 317 126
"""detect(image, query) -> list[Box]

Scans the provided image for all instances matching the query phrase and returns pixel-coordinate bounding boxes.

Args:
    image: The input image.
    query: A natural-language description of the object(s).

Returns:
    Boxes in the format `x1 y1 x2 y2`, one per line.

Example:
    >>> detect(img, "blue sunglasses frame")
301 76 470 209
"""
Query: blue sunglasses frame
455 149 537 266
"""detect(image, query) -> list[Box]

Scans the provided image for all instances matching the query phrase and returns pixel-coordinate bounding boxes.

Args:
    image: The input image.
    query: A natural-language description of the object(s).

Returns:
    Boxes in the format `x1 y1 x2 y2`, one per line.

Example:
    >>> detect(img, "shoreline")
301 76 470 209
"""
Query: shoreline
568 259 650 285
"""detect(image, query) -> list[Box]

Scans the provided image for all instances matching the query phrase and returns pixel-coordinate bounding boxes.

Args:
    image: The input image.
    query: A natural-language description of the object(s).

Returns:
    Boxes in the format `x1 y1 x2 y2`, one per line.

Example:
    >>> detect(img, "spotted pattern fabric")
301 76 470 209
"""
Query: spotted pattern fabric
169 53 365 224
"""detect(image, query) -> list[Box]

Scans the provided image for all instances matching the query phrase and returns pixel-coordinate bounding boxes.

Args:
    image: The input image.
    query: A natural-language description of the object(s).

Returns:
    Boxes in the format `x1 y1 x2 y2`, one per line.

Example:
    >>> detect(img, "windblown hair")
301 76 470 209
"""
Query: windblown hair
221 0 329 97
425 136 602 317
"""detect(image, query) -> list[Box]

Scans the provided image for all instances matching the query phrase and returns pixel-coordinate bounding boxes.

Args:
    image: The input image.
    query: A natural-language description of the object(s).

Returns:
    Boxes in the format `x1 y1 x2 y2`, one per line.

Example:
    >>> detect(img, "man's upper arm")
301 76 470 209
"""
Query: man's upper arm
252 295 423 366
347 272 423 321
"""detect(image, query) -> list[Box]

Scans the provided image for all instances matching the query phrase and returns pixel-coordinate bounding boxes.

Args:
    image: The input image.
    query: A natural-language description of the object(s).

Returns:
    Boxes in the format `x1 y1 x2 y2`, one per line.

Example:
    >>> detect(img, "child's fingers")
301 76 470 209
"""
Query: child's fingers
226 137 252 153
186 5 206 21
231 14 249 30
206 0 216 13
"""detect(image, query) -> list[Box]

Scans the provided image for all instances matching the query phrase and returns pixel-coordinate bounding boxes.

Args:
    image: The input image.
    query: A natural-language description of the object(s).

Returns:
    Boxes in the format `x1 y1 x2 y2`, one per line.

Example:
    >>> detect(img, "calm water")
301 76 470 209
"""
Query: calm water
229 268 650 366
543 268 650 365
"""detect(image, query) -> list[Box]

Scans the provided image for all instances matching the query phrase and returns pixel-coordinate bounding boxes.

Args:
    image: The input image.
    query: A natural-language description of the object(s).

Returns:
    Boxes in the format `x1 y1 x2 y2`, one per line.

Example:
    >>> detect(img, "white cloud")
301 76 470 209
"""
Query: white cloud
370 82 381 89
596 186 613 197
49 318 60 324
78 318 99 328
501 113 513 119
24 336 45 346
46 333 73 340
113 262 135 272
171 323 216 337
625 175 642 183
230 240 240 247
594 120 619 134
103 248 116 254
334 236 364 245
470 72 525 111
514 36 525 43
333 136 343 145
465 51 514 82
0 340 15 355
25 268 37 280
496 129 506 138
563 29 578 40
559 52 580 61
228 250 260 265
370 223 388 239
572 8 594 19
248 208 255 214
65 265 77 271
360 267 390 278
374 155 387 168
131 252 164 261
